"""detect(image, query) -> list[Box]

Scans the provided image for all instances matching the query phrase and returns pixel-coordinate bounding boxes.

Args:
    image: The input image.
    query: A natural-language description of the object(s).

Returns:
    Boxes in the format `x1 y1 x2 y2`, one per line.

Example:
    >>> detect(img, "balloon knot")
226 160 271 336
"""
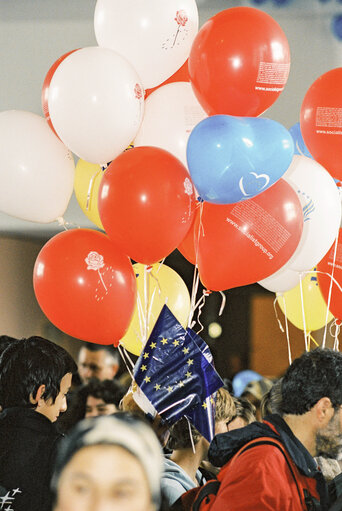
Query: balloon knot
203 289 212 296
56 216 66 227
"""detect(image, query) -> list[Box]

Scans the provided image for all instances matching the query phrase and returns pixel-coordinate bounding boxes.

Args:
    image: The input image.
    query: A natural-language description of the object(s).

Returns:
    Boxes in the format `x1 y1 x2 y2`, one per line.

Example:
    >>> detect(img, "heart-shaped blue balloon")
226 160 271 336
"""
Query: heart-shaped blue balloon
289 122 313 158
186 115 294 204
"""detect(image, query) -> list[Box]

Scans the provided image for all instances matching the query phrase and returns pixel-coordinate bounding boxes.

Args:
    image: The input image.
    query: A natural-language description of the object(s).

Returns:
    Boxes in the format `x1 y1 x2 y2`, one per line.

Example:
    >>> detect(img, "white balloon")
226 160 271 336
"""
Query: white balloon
258 268 301 293
282 155 341 271
48 47 144 164
94 0 199 89
134 82 207 166
0 110 75 223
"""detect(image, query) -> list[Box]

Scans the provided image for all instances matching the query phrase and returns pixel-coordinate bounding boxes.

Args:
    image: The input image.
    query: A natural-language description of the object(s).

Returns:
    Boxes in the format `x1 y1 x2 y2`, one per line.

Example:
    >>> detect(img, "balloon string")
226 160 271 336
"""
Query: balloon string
309 332 319 351
186 416 196 454
136 289 145 347
143 265 151 347
86 169 102 211
188 201 204 329
56 217 81 231
273 296 285 333
322 235 339 348
298 273 309 351
331 320 341 351
117 344 135 380
275 295 292 365
218 291 226 317
195 290 211 334
300 269 342 293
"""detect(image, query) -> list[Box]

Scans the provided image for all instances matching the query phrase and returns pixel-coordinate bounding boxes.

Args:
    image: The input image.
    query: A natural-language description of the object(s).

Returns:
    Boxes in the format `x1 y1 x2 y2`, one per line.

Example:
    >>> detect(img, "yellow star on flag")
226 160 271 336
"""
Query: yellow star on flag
167 385 173 393
143 353 149 359
154 383 161 391
182 347 189 355
144 376 151 383
178 381 184 387
173 339 180 346
161 338 168 345
150 342 157 349
202 401 208 409
141 365 147 372
187 358 194 366
185 371 192 378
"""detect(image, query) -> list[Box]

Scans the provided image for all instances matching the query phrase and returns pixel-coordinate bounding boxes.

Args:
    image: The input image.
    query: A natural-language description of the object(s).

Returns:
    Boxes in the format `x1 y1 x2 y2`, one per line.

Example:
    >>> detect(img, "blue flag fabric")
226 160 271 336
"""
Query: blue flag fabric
133 305 223 441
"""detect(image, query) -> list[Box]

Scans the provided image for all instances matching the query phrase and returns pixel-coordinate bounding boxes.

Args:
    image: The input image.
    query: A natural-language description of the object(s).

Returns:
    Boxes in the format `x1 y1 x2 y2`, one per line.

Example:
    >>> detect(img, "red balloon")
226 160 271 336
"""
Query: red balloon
41 49 79 136
317 229 342 320
33 229 136 345
300 68 342 180
98 147 196 265
188 7 290 117
177 213 197 264
195 179 303 291
145 60 190 99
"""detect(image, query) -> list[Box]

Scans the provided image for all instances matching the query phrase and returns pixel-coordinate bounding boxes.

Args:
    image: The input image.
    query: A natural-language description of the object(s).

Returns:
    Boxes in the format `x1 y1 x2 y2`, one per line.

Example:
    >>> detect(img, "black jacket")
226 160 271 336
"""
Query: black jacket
0 407 63 511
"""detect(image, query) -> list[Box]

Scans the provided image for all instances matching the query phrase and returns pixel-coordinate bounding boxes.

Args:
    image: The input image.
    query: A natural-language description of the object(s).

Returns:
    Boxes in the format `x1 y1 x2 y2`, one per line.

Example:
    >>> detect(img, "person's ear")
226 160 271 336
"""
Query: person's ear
313 397 334 424
30 384 46 405
110 363 119 378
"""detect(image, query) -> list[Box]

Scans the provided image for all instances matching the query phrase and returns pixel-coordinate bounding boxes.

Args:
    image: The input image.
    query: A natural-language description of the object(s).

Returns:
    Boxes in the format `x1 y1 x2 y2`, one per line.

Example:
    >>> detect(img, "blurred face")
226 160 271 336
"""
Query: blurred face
54 445 155 511
36 373 72 423
85 396 118 418
78 348 118 383
316 405 342 458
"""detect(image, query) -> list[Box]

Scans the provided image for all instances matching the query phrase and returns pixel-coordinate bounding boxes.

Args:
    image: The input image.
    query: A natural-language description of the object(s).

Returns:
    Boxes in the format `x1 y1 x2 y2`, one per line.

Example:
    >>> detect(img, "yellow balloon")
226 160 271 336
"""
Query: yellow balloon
120 263 191 356
277 270 333 331
74 159 105 230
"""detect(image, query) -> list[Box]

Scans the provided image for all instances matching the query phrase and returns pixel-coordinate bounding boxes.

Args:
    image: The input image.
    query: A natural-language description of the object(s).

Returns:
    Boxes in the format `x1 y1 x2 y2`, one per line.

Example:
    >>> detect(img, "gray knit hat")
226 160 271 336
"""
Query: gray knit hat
51 412 164 508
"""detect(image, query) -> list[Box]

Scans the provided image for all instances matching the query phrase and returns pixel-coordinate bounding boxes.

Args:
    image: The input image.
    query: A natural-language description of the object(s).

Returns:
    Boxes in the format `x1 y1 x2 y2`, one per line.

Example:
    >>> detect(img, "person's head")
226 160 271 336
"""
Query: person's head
260 378 283 418
214 387 236 435
0 335 16 356
0 336 77 422
78 343 120 383
121 382 170 447
167 387 236 449
226 396 257 431
77 379 125 418
241 377 273 420
51 413 164 511
282 348 342 457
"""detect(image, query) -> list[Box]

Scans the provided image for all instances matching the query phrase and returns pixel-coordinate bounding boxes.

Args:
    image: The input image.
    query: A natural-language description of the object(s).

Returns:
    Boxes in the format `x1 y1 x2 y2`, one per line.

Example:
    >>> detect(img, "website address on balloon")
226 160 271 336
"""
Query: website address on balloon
255 86 284 92
226 217 274 259
327 261 342 270
316 130 342 135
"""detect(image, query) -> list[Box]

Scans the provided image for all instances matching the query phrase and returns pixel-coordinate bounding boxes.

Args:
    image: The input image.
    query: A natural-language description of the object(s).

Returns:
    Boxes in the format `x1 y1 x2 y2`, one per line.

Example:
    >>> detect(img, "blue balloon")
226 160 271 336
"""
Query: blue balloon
232 370 262 397
289 122 313 158
186 115 294 204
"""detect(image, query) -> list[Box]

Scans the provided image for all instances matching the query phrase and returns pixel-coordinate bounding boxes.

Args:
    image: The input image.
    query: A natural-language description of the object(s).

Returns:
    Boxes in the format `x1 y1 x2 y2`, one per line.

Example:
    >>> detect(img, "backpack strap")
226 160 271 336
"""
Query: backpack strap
235 438 306 509
192 480 221 511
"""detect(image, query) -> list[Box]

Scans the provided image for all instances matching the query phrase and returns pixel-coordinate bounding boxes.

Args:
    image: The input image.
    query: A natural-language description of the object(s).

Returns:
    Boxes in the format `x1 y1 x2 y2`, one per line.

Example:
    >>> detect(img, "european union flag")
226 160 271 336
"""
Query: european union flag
133 305 223 441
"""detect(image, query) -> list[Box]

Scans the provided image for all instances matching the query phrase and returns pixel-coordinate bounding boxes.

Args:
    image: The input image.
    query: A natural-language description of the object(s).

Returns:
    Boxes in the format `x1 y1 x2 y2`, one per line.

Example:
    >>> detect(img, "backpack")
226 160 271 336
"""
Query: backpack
170 438 322 511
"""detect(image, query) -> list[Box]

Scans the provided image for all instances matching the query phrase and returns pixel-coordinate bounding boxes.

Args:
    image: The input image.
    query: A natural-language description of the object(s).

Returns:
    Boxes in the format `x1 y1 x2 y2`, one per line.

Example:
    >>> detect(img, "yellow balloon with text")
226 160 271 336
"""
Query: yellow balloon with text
74 158 105 230
120 263 191 356
276 270 333 331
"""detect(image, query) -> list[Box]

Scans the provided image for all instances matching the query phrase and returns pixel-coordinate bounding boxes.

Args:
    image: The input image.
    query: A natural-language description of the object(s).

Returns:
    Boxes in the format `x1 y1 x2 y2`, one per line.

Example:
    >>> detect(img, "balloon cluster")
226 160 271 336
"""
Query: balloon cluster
0 1 341 350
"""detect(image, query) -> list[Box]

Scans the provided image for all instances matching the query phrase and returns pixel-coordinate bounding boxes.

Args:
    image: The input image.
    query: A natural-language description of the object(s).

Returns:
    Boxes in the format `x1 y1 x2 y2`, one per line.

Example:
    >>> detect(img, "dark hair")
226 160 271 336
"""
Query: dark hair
78 379 125 407
167 417 201 450
0 336 77 409
79 343 120 363
281 348 342 415
233 396 256 424
0 335 16 356
260 378 283 418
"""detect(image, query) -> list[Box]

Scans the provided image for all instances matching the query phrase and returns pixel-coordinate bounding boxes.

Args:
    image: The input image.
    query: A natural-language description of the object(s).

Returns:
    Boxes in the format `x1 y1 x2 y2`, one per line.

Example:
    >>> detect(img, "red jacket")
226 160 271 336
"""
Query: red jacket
207 415 328 511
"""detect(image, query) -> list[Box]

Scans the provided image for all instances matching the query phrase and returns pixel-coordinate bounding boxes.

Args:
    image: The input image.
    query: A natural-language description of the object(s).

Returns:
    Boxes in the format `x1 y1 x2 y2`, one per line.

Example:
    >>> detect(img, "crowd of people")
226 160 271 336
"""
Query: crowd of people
1 334 342 510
